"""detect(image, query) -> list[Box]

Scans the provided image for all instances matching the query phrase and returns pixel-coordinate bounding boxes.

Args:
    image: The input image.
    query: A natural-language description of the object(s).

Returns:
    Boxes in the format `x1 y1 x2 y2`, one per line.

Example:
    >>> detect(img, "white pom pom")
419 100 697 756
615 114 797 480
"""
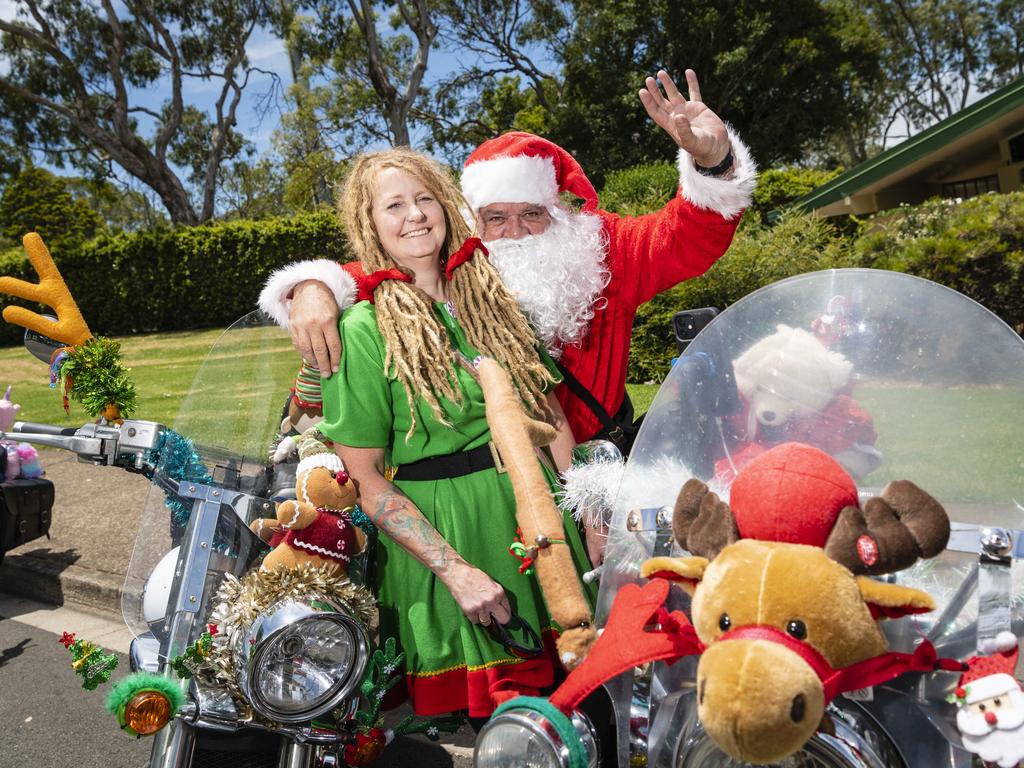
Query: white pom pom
560 650 578 665
995 630 1019 653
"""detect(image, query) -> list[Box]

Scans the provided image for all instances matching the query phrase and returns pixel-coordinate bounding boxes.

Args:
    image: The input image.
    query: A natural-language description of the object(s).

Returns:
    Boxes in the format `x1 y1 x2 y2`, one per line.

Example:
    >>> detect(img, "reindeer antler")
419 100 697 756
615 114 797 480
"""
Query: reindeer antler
671 478 739 559
824 480 950 575
0 233 92 346
478 358 597 669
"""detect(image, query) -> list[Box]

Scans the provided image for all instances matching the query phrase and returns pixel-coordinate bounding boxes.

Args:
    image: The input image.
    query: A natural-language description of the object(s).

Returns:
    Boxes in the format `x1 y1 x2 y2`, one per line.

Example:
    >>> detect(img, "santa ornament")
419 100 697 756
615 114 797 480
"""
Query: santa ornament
951 631 1024 768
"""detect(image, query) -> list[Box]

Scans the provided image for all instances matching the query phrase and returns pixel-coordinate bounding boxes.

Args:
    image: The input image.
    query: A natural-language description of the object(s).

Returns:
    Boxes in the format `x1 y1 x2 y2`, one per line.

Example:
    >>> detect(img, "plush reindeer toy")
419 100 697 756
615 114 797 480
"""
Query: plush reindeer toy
640 441 958 764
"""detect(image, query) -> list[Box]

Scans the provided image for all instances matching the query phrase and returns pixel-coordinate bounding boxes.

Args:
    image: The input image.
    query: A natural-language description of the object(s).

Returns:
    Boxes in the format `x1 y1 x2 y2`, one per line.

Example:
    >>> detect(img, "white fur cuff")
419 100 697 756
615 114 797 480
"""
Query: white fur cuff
258 259 358 330
677 126 757 221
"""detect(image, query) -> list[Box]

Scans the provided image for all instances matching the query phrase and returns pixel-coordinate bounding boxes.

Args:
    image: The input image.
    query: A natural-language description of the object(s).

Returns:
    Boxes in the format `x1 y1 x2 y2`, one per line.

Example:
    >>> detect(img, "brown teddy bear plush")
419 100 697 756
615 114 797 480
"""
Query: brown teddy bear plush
251 429 365 575
639 442 960 764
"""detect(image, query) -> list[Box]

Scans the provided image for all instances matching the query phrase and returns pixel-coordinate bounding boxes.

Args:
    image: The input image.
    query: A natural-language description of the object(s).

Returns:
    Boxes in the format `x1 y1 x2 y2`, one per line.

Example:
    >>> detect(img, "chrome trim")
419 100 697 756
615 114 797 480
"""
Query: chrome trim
236 598 370 724
129 633 162 673
474 707 599 768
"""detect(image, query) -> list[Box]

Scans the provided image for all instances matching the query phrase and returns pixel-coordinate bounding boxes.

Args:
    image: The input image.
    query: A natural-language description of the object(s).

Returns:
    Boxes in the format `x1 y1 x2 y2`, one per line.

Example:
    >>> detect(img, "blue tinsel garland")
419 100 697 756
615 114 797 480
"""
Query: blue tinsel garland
144 429 214 529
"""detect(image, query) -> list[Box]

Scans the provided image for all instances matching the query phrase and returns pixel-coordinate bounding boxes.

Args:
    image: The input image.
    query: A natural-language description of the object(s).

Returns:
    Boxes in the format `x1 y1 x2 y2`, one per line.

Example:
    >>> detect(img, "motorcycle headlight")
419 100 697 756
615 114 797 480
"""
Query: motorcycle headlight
236 598 369 723
474 703 598 768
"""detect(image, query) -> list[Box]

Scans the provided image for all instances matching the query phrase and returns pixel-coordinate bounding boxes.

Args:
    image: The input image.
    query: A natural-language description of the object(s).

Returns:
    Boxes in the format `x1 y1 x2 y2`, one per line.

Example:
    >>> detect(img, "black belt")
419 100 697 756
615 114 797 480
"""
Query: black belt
392 442 504 482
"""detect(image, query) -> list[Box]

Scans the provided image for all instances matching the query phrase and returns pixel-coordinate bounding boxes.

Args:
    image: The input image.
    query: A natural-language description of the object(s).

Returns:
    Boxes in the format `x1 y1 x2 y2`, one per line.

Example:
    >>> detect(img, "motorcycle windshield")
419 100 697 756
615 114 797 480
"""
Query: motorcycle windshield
599 268 1024 653
121 311 298 641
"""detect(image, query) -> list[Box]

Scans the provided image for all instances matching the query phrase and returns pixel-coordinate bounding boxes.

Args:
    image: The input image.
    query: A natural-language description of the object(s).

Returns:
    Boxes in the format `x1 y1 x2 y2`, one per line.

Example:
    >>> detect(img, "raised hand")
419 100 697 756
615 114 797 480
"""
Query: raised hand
638 69 730 169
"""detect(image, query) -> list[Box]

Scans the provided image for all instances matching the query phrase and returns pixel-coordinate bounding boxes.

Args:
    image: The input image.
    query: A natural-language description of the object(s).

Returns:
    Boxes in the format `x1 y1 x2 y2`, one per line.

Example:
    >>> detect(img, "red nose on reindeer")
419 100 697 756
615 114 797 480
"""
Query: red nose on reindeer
730 442 858 548
335 471 349 485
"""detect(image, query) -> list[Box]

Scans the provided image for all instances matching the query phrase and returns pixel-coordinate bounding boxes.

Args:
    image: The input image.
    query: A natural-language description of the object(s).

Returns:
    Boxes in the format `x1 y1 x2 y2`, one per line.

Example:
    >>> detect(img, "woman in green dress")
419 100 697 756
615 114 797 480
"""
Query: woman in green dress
318 147 594 718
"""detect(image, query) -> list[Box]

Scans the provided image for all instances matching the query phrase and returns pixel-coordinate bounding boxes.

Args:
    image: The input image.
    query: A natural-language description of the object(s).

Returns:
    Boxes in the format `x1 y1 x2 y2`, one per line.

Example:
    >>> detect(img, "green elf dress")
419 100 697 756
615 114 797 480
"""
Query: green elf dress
318 299 595 717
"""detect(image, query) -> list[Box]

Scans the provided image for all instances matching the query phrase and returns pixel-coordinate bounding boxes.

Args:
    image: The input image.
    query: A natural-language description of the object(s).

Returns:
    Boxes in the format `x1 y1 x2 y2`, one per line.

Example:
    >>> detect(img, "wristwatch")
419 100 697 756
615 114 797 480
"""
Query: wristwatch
694 149 734 177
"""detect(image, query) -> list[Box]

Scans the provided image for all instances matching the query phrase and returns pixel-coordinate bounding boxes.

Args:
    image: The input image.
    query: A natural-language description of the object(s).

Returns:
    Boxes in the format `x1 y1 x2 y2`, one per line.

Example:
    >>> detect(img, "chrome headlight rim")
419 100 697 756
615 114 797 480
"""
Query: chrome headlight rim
239 597 370 724
474 698 598 768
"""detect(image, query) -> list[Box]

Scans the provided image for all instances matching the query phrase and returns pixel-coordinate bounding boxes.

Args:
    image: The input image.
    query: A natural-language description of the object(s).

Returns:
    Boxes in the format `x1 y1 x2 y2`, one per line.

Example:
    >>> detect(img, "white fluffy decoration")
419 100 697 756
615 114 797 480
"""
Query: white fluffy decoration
461 153 559 212
610 457 698 515
258 259 358 330
486 208 610 353
677 125 757 221
559 457 626 528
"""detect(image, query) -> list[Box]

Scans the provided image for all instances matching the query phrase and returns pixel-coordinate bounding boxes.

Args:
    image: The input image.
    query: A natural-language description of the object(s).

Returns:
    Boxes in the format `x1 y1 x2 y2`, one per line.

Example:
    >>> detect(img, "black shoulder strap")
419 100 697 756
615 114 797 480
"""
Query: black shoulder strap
554 359 617 435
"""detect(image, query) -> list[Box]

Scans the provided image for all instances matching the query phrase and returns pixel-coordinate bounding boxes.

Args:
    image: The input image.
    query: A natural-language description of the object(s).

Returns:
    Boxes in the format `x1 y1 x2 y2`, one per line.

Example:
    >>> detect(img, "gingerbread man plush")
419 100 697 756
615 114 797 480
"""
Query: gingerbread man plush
251 429 364 574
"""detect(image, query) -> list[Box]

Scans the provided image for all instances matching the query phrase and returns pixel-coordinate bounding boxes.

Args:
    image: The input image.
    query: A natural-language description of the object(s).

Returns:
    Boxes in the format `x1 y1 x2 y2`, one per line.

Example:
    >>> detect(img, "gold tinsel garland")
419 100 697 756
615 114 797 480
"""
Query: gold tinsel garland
198 565 377 715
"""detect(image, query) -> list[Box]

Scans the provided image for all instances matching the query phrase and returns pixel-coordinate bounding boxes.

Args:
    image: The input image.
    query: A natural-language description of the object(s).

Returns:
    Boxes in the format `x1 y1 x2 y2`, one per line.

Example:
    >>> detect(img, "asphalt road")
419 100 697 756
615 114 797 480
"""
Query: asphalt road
0 596 473 768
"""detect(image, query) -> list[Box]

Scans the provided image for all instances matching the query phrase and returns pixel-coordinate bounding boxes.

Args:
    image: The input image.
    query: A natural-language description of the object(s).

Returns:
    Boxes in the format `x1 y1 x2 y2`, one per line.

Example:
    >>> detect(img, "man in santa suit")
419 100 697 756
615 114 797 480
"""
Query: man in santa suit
260 69 757 448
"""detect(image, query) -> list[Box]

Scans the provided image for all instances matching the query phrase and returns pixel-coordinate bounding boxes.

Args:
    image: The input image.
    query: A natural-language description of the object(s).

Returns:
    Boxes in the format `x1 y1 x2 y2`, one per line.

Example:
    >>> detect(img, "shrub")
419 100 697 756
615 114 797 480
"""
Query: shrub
599 162 678 216
628 211 856 383
0 166 103 249
854 192 1024 335
0 211 350 347
752 166 842 223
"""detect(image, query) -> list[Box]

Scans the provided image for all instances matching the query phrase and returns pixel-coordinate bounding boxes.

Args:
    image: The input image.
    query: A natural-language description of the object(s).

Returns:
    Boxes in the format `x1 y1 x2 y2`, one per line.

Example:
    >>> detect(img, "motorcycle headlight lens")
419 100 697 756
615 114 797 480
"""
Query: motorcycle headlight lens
239 599 369 723
474 707 597 768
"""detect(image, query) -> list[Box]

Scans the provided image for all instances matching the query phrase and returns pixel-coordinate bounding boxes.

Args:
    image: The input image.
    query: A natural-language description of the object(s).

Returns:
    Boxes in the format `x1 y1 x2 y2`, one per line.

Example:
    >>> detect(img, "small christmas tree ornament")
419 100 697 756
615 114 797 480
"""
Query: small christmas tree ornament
60 632 119 690
950 631 1024 768
169 630 214 679
0 233 136 422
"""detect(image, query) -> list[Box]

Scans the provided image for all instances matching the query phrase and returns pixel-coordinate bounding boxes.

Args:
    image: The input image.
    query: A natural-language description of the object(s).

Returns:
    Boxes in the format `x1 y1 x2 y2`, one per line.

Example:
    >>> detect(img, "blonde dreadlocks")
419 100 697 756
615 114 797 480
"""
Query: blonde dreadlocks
341 148 557 438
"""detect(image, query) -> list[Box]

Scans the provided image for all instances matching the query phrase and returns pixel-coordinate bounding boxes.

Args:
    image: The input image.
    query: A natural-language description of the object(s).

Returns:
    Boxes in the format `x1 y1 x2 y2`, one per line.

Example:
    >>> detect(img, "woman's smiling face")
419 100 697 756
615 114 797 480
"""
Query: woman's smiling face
371 166 447 271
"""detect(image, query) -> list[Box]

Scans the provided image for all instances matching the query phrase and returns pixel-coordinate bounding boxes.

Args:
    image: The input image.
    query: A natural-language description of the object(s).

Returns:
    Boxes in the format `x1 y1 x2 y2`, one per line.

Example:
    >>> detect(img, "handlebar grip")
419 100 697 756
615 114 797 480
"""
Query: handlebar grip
12 421 79 437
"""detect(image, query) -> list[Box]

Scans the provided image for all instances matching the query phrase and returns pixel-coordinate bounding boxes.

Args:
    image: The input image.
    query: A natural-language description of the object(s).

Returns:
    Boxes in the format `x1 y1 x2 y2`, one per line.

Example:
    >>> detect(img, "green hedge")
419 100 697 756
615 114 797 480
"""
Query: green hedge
0 212 350 347
853 193 1024 336
626 191 1024 383
628 211 854 382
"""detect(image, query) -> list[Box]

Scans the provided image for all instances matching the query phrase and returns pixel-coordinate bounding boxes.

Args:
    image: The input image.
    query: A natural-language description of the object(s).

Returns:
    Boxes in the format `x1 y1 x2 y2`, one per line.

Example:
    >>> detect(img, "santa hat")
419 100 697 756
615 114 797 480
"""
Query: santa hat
956 631 1021 704
461 132 599 214
296 428 343 476
728 442 859 548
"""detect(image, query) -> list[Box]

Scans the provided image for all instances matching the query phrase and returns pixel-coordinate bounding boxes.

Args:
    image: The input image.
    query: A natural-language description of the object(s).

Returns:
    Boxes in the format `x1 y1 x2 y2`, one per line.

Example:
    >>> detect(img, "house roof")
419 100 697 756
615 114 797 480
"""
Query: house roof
785 76 1024 216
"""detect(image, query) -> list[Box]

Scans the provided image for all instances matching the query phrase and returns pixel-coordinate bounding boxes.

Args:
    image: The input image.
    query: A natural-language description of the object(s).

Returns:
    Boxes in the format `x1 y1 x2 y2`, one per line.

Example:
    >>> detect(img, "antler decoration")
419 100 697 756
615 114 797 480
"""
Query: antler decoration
0 233 92 346
0 233 136 421
824 480 950 575
478 358 597 669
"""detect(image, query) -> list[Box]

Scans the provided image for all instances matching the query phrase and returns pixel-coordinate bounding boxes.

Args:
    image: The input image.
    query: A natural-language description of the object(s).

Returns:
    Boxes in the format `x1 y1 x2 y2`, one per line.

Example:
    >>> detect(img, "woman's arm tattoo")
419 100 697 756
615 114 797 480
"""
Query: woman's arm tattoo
374 489 463 572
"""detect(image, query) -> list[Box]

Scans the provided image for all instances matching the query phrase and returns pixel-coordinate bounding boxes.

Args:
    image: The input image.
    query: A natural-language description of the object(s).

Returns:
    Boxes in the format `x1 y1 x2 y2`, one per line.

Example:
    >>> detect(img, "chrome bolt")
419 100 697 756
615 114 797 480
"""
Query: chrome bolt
212 490 220 497
626 509 642 532
189 595 197 603
200 542 208 549
188 485 196 493
981 527 1013 558
656 506 673 529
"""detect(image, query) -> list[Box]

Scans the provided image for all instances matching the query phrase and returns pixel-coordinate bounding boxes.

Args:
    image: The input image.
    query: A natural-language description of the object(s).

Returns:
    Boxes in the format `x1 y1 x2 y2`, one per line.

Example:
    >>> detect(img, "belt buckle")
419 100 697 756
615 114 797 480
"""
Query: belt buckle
488 441 507 474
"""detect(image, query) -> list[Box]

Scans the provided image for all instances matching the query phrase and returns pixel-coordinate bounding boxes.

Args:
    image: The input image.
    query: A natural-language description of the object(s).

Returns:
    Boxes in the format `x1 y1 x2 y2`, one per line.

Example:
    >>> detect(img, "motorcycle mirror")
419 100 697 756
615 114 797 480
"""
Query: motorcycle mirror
23 315 65 363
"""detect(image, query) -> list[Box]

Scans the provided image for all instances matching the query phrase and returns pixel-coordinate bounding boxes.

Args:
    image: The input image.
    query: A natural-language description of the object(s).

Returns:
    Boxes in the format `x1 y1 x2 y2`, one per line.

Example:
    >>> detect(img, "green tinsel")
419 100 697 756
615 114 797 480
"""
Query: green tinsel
60 337 137 419
105 672 184 718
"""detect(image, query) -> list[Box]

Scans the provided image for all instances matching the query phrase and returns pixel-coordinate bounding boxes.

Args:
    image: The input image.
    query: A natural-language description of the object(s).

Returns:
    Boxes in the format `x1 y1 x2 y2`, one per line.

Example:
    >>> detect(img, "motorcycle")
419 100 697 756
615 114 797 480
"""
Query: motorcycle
475 268 1024 768
8 314 377 768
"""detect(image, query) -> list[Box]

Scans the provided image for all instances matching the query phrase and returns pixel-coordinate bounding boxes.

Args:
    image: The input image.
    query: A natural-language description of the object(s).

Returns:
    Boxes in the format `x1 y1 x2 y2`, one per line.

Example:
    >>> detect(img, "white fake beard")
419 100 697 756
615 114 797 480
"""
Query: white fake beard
485 209 610 355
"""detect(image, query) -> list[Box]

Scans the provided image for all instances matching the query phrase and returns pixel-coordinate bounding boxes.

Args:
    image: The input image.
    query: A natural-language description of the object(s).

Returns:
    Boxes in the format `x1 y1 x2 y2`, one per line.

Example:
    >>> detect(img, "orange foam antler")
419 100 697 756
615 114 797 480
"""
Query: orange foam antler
0 233 92 346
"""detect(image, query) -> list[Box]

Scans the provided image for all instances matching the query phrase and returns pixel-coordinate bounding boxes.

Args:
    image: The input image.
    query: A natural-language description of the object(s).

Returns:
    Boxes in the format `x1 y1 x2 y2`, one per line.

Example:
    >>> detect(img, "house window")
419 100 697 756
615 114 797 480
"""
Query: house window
941 174 1000 200
1011 132 1024 163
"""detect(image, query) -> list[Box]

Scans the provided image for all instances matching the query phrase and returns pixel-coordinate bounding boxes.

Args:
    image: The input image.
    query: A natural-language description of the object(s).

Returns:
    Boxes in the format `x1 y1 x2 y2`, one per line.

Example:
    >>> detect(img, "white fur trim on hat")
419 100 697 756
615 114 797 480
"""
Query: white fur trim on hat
297 452 343 476
461 154 559 212
677 125 757 221
259 260 358 330
965 673 1020 704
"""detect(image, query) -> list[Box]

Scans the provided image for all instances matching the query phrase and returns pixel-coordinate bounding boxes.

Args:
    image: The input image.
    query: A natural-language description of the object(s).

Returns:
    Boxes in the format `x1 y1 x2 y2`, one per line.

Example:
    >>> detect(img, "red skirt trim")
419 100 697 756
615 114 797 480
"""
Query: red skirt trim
401 631 560 717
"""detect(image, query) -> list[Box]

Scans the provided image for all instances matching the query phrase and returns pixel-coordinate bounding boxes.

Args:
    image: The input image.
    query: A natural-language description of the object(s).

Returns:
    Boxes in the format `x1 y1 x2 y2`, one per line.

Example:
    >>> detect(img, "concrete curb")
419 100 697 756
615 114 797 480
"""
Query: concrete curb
0 553 123 615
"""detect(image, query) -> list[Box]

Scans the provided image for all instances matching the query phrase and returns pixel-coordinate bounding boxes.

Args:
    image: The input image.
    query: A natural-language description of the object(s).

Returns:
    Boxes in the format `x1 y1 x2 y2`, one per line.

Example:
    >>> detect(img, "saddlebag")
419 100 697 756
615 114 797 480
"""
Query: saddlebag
1 478 55 556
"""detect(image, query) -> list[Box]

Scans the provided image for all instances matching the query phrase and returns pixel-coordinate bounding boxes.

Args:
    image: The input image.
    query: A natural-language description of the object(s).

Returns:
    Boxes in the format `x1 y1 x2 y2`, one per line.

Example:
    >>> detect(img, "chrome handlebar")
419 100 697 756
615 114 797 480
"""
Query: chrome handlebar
4 419 166 471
